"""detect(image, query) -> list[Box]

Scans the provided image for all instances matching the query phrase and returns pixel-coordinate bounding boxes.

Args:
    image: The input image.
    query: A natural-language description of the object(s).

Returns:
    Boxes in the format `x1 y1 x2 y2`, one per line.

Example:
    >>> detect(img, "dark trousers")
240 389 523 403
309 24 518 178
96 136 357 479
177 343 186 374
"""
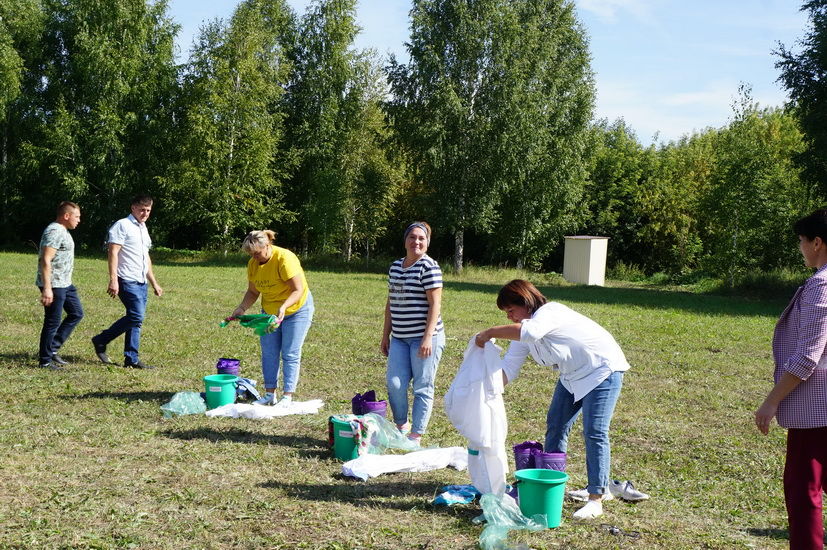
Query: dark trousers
38 285 84 364
785 426 827 550
93 278 147 363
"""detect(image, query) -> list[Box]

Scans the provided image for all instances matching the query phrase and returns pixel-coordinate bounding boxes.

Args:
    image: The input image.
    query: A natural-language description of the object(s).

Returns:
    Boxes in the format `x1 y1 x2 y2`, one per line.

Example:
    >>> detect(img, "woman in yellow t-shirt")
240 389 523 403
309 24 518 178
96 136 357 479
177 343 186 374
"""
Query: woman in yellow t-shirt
230 230 314 406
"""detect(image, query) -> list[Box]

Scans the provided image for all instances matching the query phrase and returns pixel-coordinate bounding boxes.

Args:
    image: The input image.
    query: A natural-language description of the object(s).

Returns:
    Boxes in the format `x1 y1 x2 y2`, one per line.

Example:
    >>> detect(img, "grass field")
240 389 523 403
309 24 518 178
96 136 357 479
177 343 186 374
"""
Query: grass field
0 251 800 549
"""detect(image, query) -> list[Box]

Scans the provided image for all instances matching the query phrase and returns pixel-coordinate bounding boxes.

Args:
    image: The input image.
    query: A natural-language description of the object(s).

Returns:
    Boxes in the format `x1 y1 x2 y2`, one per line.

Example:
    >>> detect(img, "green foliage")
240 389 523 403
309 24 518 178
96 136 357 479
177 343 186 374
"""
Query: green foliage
776 0 827 196
161 0 295 250
698 87 810 283
285 0 398 257
1 0 179 243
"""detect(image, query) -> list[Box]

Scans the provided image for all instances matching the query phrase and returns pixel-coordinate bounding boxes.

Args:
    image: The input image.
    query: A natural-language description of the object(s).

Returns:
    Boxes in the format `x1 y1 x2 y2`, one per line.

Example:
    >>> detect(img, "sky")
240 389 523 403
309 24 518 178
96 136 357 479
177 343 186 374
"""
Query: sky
166 0 809 144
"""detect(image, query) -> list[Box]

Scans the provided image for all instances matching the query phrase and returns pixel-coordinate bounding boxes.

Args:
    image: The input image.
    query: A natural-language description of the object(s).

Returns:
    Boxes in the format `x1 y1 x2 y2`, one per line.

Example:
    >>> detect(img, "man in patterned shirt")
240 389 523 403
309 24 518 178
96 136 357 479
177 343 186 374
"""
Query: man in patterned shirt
36 201 84 370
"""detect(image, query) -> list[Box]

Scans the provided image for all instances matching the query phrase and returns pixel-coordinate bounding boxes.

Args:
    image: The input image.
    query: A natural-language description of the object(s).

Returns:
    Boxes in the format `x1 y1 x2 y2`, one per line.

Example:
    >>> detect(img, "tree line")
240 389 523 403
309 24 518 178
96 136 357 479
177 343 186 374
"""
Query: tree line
1 0 824 280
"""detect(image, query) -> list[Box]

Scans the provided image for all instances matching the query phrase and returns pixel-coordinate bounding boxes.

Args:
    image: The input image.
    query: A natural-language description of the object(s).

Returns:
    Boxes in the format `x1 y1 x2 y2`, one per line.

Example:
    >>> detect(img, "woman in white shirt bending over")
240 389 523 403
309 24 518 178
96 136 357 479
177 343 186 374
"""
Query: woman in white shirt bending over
475 279 630 520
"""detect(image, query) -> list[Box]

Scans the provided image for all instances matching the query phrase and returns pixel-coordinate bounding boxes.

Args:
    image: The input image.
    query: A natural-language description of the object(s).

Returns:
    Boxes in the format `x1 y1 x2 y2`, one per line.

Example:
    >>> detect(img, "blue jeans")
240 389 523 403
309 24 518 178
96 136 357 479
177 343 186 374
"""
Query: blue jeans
386 331 445 435
544 371 624 495
93 278 148 363
38 285 84 363
260 292 314 393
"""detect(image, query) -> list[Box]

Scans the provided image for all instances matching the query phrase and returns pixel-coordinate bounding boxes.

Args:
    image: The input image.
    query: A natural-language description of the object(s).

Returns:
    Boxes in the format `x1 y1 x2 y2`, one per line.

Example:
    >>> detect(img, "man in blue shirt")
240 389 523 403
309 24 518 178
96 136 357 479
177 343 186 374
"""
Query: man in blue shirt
92 195 163 369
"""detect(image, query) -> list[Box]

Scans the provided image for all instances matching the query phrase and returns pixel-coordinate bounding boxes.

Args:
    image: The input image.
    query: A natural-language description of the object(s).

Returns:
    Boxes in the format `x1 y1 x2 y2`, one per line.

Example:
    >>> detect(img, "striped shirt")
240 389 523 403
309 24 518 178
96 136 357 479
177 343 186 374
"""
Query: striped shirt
772 263 827 429
388 255 444 339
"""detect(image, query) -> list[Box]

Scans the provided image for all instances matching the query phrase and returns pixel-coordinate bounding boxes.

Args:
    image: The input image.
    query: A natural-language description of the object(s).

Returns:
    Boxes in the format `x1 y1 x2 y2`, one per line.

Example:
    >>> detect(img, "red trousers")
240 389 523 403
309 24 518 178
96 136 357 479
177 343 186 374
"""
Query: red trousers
785 427 827 550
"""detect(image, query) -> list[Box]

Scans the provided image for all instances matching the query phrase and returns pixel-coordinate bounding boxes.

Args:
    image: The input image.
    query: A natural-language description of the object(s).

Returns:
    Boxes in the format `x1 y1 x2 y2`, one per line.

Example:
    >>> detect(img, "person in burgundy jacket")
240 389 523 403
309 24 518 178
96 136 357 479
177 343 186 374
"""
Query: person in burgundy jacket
756 208 827 550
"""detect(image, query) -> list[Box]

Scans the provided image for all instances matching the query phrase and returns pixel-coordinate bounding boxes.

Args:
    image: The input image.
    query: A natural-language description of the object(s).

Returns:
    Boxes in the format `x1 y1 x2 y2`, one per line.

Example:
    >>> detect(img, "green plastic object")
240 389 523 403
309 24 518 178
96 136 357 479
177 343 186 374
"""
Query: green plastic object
477 493 546 549
160 391 207 418
203 374 239 409
515 468 569 528
330 417 359 460
219 314 280 335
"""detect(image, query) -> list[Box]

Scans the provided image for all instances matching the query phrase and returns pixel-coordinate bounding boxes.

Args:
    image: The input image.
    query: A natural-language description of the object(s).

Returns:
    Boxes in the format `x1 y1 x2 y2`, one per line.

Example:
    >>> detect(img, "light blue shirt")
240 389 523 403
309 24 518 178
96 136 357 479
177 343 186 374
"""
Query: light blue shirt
107 214 152 283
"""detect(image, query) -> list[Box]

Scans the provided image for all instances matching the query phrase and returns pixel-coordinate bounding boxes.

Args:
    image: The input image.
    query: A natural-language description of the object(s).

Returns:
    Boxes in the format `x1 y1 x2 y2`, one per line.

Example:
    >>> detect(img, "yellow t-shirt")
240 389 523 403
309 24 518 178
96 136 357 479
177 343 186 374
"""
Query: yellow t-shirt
247 245 308 316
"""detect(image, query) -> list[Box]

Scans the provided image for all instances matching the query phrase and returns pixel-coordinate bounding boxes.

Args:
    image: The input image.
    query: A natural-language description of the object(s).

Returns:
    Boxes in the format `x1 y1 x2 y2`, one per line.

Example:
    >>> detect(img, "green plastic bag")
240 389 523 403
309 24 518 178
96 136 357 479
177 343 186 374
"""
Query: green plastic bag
220 314 280 335
161 392 207 418
476 493 546 550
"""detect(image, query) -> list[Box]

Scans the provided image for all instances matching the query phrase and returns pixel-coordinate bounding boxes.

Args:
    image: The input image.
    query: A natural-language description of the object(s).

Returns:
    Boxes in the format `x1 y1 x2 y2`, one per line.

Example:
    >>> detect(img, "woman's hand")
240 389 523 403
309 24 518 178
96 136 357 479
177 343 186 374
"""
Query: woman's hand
231 306 246 319
380 335 390 357
475 329 492 348
418 336 433 358
754 399 778 435
277 305 287 324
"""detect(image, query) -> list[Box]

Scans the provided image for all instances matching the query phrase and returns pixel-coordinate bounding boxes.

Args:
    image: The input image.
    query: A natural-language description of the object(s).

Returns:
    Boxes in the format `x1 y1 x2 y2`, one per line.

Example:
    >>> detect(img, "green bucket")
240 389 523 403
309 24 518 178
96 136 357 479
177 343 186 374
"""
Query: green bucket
330 417 359 461
203 374 238 409
515 468 569 528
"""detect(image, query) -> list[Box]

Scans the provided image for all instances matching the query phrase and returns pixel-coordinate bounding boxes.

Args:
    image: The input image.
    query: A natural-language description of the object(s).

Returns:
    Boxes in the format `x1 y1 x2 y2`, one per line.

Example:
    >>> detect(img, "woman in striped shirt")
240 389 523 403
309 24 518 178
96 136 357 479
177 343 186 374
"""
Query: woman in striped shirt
380 222 445 443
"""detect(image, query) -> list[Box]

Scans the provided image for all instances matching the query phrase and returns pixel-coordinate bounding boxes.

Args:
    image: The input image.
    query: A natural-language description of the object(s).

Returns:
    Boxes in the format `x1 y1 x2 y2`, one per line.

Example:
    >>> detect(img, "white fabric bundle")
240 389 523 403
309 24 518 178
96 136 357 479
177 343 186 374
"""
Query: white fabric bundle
444 338 509 496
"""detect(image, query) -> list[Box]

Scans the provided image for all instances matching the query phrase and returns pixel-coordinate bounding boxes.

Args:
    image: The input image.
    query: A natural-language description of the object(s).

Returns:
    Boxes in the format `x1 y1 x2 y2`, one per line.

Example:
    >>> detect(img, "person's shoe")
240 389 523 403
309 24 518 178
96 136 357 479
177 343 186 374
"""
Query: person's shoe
397 422 411 435
572 499 603 520
253 392 277 406
608 480 649 501
567 488 613 502
39 360 64 371
124 358 156 369
273 395 293 408
51 354 69 365
92 338 114 364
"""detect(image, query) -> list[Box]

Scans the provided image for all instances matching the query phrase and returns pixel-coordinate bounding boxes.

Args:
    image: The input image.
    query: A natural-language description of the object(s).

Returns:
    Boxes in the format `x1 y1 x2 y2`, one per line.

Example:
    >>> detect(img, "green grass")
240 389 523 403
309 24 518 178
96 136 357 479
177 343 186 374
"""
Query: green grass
0 251 795 549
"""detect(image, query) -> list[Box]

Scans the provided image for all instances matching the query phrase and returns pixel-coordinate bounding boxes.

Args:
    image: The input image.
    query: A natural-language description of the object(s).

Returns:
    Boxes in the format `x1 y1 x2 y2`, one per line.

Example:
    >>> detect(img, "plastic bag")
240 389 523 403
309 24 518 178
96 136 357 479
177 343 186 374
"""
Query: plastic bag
161 391 207 418
477 493 546 550
328 413 420 456
219 314 280 335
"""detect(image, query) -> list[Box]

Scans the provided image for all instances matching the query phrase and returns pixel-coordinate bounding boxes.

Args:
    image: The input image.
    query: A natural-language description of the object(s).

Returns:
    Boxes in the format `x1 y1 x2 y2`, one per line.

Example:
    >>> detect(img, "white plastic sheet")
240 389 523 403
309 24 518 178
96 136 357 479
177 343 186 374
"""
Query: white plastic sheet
341 446 468 481
444 338 509 496
205 399 324 419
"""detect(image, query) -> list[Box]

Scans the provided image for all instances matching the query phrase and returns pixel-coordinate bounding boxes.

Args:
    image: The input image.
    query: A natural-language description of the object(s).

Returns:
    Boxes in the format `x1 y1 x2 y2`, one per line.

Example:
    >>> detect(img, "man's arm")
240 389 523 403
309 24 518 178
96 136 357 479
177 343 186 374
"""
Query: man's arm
39 246 57 306
107 243 121 297
146 254 163 297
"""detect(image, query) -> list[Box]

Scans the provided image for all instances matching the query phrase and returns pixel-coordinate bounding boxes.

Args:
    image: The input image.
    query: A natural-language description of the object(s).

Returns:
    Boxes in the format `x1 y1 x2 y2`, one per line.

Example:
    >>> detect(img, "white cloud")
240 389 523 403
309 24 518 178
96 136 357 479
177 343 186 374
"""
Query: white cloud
661 82 735 108
577 0 655 23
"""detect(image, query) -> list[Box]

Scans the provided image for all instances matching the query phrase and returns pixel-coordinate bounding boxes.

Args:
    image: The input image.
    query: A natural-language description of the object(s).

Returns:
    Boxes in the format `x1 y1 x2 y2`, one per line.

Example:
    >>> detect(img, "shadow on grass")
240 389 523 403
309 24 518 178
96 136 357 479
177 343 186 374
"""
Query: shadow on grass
444 280 788 317
0 352 36 366
743 528 788 541
262 478 482 517
72 390 176 403
161 426 328 450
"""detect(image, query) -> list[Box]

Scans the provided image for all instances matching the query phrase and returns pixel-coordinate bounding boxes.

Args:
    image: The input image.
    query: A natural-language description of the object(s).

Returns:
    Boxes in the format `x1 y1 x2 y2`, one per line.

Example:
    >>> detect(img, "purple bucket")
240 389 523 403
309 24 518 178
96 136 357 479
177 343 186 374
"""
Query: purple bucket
535 450 567 472
361 400 387 417
216 357 241 376
513 441 544 470
352 390 387 417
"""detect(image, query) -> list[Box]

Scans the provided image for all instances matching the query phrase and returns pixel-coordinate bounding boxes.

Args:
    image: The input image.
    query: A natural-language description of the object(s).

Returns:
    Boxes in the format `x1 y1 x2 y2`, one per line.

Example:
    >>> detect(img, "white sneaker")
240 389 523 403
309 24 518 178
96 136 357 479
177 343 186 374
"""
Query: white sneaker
572 499 603 520
253 392 277 406
608 480 649 501
273 395 293 408
567 488 613 502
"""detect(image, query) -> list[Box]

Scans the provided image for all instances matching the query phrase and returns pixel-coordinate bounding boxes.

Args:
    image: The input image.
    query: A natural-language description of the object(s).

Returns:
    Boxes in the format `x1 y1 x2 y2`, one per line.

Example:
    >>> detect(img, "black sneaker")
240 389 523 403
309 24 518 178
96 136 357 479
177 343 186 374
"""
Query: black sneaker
124 359 156 370
39 361 64 371
52 354 69 365
92 338 114 364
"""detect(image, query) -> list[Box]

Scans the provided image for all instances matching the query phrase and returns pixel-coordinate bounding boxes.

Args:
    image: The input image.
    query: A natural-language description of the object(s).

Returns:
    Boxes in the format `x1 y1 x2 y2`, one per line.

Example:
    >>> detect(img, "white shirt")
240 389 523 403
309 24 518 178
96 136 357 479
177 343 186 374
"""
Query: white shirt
501 302 630 401
107 214 151 283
